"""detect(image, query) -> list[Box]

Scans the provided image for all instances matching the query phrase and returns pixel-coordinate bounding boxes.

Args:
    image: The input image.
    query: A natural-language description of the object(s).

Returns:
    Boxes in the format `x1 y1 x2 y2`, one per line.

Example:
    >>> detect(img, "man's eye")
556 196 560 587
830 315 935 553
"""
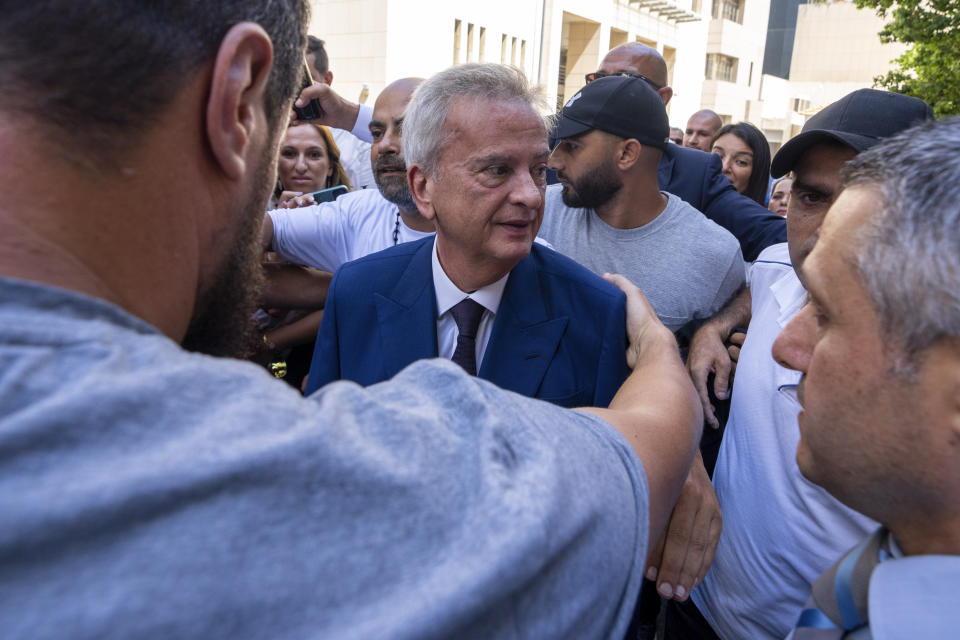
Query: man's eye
487 165 509 176
369 129 383 141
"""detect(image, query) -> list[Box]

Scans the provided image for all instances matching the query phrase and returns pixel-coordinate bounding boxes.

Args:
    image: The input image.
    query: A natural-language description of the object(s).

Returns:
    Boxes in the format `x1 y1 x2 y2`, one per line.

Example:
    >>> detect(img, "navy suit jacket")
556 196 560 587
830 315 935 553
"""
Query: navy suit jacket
658 144 786 262
305 237 631 408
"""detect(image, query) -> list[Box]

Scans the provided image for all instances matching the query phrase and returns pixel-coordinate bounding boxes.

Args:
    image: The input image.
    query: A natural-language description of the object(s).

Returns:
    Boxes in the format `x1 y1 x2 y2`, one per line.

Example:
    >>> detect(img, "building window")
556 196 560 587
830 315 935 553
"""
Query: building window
453 19 461 64
711 0 743 24
792 98 811 112
705 54 738 83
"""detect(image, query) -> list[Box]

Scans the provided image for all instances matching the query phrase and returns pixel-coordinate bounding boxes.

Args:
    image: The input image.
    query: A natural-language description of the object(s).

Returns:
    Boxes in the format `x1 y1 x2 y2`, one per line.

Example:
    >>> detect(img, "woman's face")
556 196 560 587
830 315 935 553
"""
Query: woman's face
277 125 333 192
768 177 792 217
712 133 754 195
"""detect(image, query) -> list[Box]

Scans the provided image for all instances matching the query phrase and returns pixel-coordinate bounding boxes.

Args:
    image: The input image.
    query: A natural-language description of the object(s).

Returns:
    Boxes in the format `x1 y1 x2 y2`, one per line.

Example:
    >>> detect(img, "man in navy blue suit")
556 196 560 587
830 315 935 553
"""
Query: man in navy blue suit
575 43 786 262
305 63 631 407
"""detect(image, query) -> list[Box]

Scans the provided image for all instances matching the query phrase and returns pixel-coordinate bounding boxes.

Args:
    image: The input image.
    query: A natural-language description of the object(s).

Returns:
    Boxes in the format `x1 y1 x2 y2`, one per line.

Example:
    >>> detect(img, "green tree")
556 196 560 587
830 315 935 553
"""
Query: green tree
854 0 960 117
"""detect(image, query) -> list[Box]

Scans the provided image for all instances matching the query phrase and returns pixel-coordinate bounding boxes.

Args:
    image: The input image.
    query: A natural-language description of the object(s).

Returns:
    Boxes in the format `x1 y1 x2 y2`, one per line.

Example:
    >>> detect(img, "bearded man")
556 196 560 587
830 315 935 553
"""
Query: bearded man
543 75 744 338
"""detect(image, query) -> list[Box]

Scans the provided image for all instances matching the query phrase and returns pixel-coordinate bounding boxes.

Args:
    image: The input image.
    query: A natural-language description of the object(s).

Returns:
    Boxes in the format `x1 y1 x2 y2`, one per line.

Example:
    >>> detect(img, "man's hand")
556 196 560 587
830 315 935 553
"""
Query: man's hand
278 190 317 209
726 330 746 372
291 82 361 132
687 323 734 428
644 452 721 602
602 273 659 368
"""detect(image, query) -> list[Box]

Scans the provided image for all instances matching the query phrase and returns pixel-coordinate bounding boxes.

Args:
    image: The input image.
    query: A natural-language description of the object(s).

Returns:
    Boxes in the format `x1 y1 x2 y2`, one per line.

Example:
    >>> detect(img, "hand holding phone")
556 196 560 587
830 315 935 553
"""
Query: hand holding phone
292 56 324 121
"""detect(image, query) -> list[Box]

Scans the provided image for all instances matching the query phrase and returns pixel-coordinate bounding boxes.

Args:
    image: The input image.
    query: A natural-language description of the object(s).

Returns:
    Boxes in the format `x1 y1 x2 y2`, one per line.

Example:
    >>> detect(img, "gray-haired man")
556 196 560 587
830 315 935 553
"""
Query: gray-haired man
678 90 933 639
774 116 960 639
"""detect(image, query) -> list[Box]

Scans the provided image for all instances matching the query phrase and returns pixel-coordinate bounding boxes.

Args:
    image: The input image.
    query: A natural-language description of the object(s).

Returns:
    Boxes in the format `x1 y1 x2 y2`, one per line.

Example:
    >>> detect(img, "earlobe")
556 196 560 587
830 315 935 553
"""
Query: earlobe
206 22 275 181
409 165 436 220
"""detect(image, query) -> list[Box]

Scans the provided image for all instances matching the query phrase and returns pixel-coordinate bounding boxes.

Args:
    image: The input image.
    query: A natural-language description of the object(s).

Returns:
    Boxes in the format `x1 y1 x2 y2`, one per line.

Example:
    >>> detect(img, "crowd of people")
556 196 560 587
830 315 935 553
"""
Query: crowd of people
1 1 958 639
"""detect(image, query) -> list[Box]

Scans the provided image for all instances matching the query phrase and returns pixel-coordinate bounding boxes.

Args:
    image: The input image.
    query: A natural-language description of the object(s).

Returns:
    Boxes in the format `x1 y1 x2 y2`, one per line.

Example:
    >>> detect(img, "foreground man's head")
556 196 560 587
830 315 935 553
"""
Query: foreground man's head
0 1 309 356
773 117 960 556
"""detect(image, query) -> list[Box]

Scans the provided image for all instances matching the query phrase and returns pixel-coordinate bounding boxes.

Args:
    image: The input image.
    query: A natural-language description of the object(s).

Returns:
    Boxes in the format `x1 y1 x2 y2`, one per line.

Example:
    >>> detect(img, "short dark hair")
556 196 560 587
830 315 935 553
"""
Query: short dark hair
712 122 772 205
307 36 329 77
0 1 310 164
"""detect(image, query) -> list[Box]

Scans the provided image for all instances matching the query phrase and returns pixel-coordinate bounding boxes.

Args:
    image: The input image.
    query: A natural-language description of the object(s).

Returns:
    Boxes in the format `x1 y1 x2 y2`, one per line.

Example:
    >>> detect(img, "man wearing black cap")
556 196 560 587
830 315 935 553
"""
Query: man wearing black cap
544 75 745 338
542 76 743 634
580 42 787 262
680 89 934 640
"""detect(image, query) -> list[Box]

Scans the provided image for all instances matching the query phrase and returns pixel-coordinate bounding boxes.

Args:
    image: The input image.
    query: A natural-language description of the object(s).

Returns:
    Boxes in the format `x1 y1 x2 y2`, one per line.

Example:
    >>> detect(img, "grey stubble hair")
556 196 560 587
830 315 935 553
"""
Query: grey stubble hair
402 63 548 177
842 116 960 373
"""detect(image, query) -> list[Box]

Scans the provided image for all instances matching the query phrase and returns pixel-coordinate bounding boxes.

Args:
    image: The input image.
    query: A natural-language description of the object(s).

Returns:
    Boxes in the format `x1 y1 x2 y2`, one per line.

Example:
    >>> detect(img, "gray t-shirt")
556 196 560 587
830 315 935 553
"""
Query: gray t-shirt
0 277 648 639
540 185 745 334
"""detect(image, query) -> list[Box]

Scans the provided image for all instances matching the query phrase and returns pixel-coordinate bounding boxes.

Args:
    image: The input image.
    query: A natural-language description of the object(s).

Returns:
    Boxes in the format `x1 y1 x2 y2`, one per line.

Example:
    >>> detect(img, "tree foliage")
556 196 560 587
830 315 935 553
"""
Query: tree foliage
854 0 960 117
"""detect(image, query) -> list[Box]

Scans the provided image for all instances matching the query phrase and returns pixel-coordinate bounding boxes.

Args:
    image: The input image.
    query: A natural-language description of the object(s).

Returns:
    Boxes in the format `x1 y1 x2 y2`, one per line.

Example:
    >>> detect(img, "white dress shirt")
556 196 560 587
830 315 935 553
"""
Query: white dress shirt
431 239 508 370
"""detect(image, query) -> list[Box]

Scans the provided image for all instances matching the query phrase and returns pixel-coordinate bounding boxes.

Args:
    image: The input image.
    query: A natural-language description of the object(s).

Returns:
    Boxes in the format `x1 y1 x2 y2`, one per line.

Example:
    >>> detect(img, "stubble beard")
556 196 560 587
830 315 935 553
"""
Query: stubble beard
180 153 273 359
559 159 623 210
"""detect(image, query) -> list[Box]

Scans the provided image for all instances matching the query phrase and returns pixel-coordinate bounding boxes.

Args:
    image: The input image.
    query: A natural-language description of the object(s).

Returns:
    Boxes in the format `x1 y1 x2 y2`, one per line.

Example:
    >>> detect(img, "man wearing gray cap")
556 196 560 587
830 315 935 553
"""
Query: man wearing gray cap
679 89 933 639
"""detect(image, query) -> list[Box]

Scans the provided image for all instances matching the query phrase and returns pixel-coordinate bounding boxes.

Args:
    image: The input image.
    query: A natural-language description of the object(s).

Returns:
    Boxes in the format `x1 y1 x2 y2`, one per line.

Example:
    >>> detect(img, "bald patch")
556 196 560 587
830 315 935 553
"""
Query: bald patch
603 43 668 87
689 109 722 132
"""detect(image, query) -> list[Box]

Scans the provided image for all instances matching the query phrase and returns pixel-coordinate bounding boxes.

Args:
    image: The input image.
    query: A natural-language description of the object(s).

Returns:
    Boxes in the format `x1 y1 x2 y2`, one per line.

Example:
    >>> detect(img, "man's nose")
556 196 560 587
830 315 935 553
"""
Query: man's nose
772 305 815 374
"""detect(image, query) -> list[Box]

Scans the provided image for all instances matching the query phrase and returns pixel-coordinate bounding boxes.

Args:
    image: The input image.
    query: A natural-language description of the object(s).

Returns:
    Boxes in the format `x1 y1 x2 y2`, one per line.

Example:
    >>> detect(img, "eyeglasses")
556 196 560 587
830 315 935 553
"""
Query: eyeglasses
584 70 663 91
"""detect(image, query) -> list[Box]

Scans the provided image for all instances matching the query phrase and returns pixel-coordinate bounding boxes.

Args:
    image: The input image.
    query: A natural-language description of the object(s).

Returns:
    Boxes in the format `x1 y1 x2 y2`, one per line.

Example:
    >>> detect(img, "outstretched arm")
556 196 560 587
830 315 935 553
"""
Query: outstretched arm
579 274 702 549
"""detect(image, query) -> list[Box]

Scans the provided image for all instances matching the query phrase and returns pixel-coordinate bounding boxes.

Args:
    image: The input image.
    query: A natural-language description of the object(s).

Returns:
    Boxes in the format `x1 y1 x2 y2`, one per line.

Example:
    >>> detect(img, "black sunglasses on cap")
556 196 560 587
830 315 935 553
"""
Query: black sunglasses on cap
584 70 663 91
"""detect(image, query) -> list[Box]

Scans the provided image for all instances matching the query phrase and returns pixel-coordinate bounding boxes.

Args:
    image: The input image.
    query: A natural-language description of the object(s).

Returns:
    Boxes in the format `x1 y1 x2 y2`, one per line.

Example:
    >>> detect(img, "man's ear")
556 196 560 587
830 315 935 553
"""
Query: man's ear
657 86 674 105
206 22 274 181
408 164 437 220
324 70 334 86
615 139 643 171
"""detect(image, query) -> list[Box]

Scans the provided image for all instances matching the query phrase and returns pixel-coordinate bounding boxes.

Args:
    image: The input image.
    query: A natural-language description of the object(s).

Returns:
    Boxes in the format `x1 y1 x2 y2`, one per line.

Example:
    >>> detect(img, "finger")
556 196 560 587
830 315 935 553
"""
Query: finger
727 344 741 362
671 512 715 602
655 497 698 600
689 364 718 429
728 331 746 347
712 351 732 401
695 514 723 587
645 532 667 582
295 81 324 107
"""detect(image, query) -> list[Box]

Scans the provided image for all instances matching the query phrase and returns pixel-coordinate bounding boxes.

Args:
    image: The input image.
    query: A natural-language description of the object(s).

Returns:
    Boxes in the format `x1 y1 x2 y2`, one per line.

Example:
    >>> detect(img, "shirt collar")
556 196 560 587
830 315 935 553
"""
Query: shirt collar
771 268 807 328
431 238 509 317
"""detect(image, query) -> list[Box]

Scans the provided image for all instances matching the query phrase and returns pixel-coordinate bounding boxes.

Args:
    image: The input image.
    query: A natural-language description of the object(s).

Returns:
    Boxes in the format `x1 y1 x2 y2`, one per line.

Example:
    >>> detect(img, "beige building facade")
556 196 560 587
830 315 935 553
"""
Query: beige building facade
758 0 908 154
309 0 906 155
309 0 748 129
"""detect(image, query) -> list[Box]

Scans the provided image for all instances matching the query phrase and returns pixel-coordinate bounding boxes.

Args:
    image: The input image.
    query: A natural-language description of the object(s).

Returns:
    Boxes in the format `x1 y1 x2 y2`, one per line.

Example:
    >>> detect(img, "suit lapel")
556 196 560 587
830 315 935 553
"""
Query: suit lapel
480 253 568 397
375 239 438 378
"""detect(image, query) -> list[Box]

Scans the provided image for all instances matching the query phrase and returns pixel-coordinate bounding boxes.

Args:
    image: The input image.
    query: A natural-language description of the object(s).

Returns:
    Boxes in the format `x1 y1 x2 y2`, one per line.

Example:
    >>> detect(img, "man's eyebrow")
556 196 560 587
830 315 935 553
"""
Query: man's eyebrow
368 119 384 129
792 178 830 197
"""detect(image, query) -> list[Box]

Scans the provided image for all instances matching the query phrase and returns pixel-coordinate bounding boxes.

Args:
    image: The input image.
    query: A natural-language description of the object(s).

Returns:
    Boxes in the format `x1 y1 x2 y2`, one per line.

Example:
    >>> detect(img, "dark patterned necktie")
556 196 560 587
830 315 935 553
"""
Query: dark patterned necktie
793 527 892 639
450 298 484 376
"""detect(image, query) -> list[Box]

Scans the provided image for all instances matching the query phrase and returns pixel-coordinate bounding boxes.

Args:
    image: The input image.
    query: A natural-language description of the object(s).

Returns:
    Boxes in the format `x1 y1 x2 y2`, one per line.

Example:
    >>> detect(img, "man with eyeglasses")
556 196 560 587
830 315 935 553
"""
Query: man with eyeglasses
574 43 785 263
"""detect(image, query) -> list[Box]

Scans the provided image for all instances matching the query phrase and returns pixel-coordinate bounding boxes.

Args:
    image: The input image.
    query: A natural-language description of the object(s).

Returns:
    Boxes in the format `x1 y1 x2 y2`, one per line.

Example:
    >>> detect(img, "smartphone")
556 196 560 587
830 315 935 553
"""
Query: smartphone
308 185 348 203
292 56 324 121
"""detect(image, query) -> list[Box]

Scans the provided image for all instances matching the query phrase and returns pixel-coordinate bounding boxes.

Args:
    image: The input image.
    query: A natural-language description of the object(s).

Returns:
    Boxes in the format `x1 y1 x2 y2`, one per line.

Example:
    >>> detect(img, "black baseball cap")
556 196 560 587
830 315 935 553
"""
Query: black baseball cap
554 75 669 149
771 89 933 177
